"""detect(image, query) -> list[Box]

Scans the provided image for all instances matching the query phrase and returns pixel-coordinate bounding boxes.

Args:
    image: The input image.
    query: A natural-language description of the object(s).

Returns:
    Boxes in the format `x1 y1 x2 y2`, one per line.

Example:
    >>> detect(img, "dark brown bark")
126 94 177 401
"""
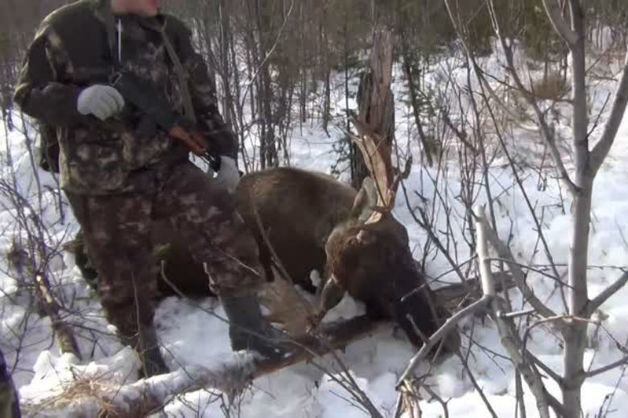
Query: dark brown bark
352 28 395 190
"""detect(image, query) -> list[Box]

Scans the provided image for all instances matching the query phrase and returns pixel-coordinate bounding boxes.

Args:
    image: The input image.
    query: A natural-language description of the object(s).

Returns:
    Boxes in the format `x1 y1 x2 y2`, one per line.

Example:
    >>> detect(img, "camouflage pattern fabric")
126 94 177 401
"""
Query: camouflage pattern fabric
13 0 264 349
13 0 237 195
66 161 263 345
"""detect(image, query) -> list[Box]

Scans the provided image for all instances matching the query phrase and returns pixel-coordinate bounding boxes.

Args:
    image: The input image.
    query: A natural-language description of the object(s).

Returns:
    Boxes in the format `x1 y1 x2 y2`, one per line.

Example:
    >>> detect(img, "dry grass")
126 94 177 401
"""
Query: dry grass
21 374 130 417
21 373 153 418
530 72 570 101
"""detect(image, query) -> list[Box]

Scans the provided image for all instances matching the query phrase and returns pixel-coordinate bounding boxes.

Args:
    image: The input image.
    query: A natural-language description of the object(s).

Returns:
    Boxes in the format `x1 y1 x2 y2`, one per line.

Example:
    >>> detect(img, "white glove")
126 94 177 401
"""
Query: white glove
214 156 240 193
77 85 124 120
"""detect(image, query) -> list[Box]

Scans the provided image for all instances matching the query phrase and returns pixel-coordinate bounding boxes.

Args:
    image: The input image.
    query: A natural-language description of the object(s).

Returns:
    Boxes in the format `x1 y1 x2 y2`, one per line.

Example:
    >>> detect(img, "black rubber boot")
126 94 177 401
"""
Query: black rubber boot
221 294 287 361
123 325 169 378
140 326 169 377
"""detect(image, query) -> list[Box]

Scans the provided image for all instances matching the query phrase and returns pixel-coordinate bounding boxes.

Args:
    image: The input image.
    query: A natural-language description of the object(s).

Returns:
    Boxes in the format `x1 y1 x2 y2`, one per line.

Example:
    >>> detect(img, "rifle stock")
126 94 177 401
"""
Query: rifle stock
168 125 221 171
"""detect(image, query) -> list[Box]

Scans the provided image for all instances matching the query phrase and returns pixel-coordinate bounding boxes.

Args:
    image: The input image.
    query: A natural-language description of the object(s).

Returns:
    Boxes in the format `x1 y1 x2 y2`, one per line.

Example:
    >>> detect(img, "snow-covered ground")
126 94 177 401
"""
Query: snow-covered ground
2 49 628 417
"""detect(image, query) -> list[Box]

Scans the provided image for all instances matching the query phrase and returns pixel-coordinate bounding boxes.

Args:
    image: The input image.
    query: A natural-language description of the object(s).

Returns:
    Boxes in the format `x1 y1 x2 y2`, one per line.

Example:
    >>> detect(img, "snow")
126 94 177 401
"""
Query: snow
2 48 628 417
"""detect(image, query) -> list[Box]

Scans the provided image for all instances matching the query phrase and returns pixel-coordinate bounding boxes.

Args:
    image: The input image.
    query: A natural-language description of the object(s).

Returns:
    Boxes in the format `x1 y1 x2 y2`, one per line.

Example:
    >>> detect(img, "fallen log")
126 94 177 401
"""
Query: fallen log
30 276 514 417
8 244 82 360
433 271 515 310
93 315 382 417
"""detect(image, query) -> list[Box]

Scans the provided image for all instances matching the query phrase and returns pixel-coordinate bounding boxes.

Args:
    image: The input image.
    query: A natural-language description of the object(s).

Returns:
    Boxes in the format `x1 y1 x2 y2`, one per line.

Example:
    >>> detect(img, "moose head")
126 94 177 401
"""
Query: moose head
309 126 458 351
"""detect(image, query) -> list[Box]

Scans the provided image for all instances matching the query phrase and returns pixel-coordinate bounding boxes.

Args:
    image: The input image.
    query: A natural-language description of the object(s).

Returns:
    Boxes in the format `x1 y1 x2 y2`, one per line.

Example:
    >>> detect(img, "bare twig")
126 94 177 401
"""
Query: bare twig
541 0 578 46
476 214 557 320
454 349 499 418
476 206 560 418
591 45 628 174
483 0 578 195
396 295 491 387
588 270 628 314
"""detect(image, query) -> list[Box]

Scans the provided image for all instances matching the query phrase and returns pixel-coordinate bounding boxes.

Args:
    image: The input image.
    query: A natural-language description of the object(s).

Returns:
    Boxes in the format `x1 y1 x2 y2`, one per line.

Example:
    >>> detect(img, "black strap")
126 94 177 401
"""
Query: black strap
160 22 196 124
101 0 119 71
101 0 192 123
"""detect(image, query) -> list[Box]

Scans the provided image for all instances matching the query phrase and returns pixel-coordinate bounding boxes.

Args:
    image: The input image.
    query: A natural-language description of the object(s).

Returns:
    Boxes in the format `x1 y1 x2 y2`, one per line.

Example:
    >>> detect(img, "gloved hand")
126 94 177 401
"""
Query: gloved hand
214 156 240 193
77 85 124 121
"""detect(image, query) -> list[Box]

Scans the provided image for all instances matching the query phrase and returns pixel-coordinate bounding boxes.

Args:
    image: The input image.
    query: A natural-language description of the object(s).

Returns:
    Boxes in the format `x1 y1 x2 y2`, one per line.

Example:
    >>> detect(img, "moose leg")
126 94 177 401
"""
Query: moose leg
392 274 460 353
309 275 345 330
250 227 276 283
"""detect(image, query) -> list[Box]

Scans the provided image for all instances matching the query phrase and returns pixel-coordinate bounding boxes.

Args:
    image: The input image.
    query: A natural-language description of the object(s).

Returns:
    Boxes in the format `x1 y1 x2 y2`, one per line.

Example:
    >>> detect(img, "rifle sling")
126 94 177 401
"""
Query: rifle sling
160 23 197 124
100 0 195 123
101 0 119 71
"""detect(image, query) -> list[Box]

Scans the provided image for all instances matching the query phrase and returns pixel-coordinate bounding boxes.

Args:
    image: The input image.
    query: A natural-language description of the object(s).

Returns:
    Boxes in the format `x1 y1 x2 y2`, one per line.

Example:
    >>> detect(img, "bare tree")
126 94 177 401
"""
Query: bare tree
417 1 628 416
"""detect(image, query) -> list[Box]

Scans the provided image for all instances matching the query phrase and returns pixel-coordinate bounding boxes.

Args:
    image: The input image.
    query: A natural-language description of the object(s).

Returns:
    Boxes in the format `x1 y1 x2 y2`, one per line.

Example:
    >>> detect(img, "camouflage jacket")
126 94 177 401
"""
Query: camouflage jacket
14 0 237 195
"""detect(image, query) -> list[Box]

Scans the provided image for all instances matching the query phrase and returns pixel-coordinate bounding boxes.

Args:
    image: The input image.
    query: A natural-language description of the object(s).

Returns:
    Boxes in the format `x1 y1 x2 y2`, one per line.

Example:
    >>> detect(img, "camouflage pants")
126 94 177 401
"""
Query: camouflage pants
65 161 263 345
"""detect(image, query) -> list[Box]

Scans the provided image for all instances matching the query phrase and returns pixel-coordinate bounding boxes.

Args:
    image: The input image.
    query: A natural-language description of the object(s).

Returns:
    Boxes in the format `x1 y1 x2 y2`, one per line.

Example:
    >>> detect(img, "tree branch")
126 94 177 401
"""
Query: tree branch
587 270 628 314
395 294 492 387
581 355 628 379
590 46 628 175
483 0 579 195
476 213 558 320
475 206 554 418
527 347 565 385
541 0 578 46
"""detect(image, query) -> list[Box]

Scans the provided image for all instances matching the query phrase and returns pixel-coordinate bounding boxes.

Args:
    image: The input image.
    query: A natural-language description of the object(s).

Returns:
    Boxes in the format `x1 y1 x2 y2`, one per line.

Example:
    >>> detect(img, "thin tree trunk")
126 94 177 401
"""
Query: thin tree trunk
342 17 357 182
400 41 433 167
321 5 331 135
299 2 307 125
562 3 591 416
254 0 277 168
218 0 233 126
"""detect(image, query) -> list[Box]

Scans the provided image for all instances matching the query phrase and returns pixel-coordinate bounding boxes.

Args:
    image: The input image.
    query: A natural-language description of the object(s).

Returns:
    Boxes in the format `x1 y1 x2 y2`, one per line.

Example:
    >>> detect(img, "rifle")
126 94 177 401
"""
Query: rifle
110 70 221 171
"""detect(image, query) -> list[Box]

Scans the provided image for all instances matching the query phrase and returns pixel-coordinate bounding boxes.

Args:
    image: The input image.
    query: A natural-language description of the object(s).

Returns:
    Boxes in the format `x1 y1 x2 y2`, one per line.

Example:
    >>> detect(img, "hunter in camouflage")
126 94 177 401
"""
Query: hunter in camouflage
14 0 283 376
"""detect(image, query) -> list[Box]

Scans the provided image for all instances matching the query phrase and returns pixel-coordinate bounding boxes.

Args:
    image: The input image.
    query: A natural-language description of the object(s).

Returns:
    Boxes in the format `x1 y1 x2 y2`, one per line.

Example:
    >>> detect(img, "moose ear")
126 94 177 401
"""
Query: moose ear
350 177 378 222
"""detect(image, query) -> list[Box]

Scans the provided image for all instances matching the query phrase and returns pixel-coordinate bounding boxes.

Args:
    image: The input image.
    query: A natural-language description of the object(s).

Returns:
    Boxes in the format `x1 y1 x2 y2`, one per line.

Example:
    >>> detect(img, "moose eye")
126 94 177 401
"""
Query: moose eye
356 229 376 245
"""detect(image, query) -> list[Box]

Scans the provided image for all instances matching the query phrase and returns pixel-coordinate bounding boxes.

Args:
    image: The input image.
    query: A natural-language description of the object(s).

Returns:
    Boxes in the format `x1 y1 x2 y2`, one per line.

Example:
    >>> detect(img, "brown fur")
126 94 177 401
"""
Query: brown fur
151 222 213 296
237 167 454 349
234 167 357 288
324 214 443 347
74 167 455 348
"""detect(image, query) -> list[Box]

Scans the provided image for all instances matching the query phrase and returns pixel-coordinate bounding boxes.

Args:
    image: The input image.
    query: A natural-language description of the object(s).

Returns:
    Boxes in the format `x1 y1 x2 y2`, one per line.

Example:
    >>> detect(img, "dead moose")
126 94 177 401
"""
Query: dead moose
71 134 457 351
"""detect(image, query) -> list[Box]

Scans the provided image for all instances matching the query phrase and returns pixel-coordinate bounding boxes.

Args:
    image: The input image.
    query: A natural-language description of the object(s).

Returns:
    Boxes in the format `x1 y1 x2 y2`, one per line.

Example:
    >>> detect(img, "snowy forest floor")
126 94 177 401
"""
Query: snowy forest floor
2 49 628 417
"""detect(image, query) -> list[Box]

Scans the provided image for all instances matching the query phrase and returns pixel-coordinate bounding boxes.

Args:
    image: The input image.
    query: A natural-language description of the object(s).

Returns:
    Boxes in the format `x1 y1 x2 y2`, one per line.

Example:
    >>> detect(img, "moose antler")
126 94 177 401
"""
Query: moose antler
350 117 409 224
